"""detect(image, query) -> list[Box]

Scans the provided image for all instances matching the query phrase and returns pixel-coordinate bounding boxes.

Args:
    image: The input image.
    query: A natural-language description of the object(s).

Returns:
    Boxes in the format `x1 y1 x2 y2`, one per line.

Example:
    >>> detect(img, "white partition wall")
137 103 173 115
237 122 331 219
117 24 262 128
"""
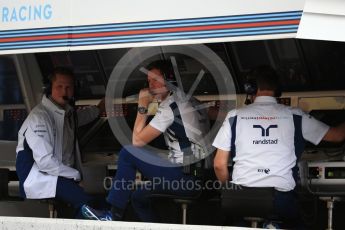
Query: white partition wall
0 0 305 54
297 0 345 42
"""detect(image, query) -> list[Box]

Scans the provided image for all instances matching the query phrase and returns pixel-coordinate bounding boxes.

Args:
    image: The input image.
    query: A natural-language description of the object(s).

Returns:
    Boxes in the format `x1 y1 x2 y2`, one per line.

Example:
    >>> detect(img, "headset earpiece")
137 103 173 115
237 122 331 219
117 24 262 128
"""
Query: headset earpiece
244 78 257 95
244 79 281 97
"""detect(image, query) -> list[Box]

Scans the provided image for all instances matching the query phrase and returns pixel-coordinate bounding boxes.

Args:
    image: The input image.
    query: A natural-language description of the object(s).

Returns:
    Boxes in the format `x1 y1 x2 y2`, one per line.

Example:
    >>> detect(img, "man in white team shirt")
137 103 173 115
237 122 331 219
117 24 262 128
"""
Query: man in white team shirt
82 60 210 222
213 66 345 227
16 67 105 219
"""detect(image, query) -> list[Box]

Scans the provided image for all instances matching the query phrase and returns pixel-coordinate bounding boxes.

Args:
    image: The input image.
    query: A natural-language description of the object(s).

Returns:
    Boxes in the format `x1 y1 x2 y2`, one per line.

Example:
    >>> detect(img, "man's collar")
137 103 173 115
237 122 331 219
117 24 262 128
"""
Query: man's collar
47 96 65 110
254 96 277 104
42 95 73 114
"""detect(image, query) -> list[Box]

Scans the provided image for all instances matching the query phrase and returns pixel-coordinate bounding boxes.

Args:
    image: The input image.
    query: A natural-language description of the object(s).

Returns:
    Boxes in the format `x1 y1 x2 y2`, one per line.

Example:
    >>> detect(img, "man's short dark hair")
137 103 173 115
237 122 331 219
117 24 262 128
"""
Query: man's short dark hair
248 65 281 96
50 66 75 83
43 66 75 97
147 60 174 81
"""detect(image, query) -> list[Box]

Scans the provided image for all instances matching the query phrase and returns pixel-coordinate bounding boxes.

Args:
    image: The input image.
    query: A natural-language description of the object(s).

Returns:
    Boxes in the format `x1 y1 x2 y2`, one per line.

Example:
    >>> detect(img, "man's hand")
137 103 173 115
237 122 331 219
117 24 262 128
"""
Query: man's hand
138 88 153 107
323 122 345 142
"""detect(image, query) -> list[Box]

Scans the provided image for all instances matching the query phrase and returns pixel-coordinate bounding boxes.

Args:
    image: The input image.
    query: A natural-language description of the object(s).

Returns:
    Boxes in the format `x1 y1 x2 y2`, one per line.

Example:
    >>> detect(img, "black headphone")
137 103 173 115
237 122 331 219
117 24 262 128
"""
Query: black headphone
244 78 281 98
244 78 257 96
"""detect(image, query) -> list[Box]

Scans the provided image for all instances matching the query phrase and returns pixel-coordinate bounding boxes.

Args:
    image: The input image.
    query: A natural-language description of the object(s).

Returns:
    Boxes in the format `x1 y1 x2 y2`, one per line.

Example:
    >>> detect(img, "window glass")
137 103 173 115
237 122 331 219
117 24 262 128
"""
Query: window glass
36 51 107 99
98 48 130 79
0 57 26 141
0 57 23 104
227 39 310 92
206 43 241 91
161 52 219 96
269 39 310 91
300 39 345 90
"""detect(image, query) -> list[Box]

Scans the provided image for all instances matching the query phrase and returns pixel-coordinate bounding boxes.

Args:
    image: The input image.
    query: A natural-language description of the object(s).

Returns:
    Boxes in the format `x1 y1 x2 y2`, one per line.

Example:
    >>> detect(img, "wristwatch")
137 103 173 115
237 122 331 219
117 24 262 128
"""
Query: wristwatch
137 106 148 114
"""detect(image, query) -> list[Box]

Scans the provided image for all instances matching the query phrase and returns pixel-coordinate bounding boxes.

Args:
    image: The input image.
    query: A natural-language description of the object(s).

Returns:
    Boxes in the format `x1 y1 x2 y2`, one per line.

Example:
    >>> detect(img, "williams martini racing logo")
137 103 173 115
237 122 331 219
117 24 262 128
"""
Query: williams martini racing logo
252 124 278 144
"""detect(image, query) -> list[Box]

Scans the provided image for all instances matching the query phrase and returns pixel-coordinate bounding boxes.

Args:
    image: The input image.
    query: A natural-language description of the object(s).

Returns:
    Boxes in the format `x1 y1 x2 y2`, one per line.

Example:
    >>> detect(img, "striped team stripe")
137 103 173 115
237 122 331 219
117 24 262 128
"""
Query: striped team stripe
0 16 300 38
0 29 299 50
71 20 299 38
0 11 302 50
0 20 300 43
0 12 302 37
0 28 298 50
0 11 302 34
0 25 298 47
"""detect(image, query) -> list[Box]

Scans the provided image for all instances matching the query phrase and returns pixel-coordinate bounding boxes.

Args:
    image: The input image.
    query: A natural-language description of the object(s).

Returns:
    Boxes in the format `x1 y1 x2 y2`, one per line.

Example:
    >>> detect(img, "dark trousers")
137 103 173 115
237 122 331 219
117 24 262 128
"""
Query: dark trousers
16 149 93 219
55 177 93 218
106 145 197 222
274 190 304 228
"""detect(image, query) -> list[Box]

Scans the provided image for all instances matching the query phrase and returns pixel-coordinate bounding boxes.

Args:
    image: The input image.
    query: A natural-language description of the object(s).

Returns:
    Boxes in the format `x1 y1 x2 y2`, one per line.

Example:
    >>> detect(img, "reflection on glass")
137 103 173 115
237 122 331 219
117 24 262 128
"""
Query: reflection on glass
0 57 23 104
228 39 310 92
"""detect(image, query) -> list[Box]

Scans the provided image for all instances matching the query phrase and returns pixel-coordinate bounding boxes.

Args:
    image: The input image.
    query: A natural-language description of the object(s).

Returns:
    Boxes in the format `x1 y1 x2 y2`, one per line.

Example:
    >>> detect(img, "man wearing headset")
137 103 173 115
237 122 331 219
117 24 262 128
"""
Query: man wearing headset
82 60 211 222
16 67 105 218
213 65 345 228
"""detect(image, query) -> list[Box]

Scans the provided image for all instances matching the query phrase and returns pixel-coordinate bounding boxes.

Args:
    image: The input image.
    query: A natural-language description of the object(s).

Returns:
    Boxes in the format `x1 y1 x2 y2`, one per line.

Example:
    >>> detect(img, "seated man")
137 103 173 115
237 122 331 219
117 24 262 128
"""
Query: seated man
82 60 212 222
213 66 345 228
16 67 105 219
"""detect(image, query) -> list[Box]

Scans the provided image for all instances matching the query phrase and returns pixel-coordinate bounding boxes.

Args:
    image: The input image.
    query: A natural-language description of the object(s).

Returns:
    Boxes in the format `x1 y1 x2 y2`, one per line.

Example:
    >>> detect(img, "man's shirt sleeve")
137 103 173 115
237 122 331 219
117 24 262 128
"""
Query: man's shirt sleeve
212 111 233 151
149 103 174 133
301 112 330 145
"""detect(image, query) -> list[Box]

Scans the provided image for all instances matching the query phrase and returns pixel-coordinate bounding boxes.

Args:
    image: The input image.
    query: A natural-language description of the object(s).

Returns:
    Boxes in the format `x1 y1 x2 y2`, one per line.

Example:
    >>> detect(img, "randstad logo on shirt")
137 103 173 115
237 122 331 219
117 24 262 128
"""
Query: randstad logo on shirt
253 139 278 144
252 124 278 145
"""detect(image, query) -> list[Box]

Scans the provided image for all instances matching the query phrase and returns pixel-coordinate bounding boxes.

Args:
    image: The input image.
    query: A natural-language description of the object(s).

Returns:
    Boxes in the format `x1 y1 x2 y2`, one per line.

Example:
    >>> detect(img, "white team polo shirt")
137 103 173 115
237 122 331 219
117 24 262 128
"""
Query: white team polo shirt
150 93 210 164
213 96 329 191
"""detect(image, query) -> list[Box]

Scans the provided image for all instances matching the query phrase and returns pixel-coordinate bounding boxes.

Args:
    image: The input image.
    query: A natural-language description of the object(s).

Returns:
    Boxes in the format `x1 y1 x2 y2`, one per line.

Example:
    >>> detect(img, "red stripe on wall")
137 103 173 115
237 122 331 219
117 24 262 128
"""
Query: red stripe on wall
0 34 70 43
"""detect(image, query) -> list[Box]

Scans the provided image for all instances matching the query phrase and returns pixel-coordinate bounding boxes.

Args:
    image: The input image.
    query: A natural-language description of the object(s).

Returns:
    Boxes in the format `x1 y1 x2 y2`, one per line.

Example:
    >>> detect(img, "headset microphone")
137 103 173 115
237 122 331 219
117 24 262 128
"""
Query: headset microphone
62 96 76 107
